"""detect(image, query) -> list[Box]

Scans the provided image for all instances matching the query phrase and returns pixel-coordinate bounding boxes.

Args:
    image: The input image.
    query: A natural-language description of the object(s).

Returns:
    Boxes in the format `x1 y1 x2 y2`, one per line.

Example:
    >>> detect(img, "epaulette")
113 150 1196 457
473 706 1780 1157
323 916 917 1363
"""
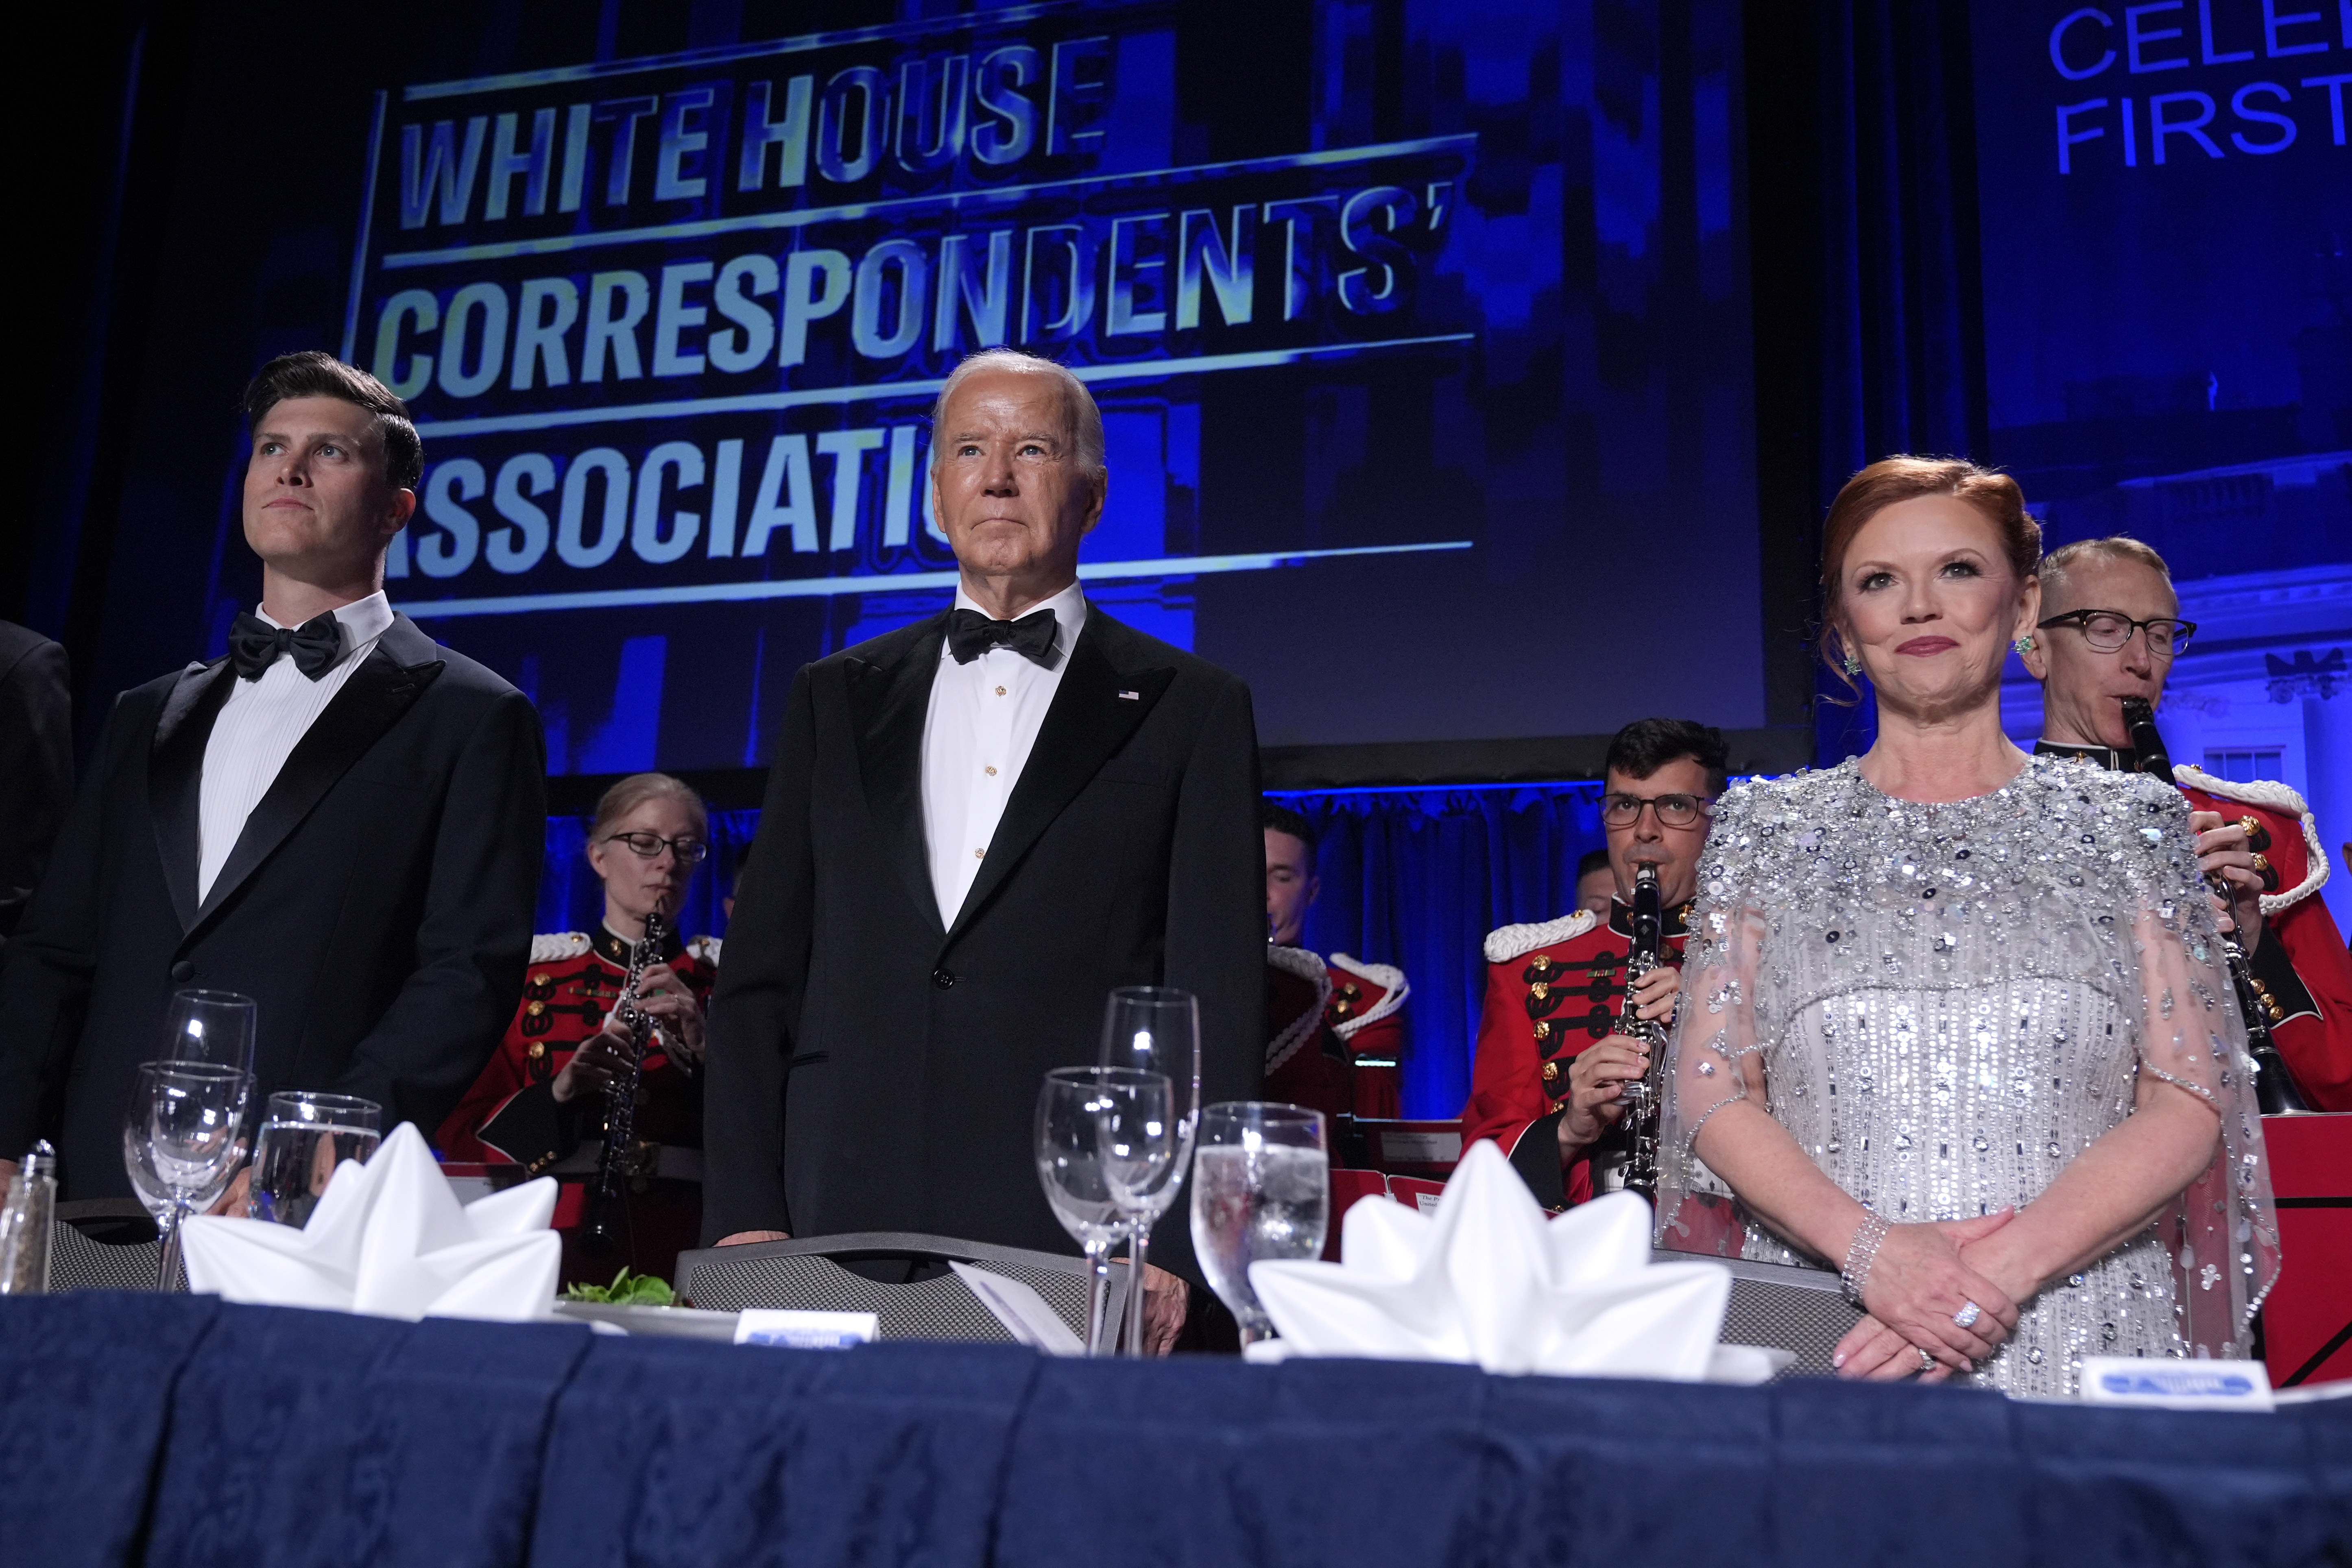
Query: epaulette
1483 909 1598 965
1326 952 1409 1039
529 931 592 963
2173 764 2331 915
687 935 723 966
1265 945 1331 1073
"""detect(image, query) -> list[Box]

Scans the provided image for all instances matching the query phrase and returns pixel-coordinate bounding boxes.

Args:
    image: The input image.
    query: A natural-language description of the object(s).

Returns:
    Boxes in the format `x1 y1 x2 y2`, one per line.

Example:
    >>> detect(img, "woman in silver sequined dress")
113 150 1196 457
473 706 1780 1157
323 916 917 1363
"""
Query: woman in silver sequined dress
1656 459 2279 1398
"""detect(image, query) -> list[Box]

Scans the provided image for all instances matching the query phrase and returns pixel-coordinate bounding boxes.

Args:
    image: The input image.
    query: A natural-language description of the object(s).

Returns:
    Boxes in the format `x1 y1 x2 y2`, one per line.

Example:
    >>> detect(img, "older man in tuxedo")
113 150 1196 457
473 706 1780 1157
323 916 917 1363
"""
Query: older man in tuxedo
703 350 1264 1347
0 352 545 1199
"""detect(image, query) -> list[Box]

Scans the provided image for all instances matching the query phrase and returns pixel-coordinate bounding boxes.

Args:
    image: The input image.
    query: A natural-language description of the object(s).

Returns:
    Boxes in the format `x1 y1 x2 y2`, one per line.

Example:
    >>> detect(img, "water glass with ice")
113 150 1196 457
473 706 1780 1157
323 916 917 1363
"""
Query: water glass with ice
1189 1101 1329 1347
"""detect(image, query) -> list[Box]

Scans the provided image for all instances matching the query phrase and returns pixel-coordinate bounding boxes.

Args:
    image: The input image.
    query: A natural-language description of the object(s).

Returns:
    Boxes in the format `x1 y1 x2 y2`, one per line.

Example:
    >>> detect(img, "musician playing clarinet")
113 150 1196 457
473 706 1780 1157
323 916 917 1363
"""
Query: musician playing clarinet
2019 536 2352 1110
437 773 720 1287
1460 719 1714 1211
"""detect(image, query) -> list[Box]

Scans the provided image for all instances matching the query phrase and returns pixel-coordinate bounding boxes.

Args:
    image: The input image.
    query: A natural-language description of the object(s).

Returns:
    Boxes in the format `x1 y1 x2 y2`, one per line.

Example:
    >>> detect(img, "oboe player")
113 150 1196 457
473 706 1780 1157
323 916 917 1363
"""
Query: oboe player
1461 719 1718 1211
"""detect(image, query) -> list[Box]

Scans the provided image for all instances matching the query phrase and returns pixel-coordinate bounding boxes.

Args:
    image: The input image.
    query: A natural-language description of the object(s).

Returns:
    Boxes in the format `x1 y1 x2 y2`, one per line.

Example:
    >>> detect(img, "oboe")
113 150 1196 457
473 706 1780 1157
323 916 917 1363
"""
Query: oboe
583 909 669 1249
1590 863 1668 1201
2120 698 2311 1114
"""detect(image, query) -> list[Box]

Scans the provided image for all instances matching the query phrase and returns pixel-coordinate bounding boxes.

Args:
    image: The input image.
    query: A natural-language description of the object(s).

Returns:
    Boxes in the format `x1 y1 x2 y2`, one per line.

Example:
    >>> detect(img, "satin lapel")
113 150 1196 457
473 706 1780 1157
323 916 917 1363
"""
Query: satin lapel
149 661 237 932
947 616 1174 942
190 637 444 932
847 617 949 939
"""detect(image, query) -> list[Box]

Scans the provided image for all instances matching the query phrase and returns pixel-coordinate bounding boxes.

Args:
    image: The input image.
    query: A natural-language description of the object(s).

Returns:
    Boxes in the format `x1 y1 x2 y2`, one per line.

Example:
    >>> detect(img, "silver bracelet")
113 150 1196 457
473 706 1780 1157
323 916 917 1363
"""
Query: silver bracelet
1840 1211 1892 1306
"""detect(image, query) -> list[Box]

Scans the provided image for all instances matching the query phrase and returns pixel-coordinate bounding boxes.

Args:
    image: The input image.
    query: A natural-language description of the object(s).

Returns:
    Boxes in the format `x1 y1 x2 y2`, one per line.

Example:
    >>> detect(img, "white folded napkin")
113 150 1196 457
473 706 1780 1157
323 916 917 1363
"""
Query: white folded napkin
1249 1139 1757 1380
181 1123 562 1322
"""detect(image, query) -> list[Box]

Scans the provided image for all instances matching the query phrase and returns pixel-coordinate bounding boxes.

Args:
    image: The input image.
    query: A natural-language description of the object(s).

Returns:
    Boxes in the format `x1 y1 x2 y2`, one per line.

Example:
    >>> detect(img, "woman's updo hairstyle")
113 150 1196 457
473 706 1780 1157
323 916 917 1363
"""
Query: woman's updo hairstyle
1817 456 2042 700
591 772 709 845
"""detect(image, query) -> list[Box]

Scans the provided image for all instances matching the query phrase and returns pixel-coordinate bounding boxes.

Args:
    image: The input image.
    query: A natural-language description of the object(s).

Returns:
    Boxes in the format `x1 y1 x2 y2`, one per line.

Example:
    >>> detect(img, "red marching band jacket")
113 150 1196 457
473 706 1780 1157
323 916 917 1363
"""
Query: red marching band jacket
436 927 720 1237
1460 901 1691 1210
2171 766 2352 1111
1265 948 1408 1124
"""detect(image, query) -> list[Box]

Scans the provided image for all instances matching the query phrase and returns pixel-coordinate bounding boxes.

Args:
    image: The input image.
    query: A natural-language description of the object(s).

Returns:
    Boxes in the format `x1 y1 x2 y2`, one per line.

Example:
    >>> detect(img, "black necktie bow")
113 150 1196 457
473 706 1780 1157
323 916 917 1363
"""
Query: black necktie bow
946 607 1060 667
228 611 344 682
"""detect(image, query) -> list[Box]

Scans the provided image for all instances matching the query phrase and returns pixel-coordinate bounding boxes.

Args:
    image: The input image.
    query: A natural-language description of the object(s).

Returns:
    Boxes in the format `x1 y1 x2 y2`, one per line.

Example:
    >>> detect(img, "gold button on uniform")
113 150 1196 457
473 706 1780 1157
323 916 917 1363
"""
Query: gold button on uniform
1541 1060 1560 1083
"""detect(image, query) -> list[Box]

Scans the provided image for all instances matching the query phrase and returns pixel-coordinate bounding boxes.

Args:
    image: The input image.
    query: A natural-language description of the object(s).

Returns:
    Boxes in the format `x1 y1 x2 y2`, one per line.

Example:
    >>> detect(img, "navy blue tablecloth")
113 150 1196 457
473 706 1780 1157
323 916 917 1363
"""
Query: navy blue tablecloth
4 1295 2345 1568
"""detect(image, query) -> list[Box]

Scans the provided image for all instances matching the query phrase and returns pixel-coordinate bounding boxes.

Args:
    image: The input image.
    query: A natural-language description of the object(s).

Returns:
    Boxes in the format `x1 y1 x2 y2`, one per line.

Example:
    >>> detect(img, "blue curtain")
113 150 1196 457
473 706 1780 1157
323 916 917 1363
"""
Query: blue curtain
1275 785 1607 1120
541 785 1607 1119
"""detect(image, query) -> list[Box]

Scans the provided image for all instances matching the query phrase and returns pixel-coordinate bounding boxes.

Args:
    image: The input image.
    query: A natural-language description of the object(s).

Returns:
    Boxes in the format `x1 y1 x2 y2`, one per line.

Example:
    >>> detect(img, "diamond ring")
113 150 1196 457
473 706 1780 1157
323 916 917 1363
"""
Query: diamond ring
1953 1300 1982 1329
1915 1345 1936 1374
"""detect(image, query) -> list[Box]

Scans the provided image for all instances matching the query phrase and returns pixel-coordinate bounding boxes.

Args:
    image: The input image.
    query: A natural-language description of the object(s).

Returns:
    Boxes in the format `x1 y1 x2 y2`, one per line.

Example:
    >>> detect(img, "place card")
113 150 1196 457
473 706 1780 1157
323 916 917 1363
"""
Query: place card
2080 1357 2275 1412
732 1308 879 1349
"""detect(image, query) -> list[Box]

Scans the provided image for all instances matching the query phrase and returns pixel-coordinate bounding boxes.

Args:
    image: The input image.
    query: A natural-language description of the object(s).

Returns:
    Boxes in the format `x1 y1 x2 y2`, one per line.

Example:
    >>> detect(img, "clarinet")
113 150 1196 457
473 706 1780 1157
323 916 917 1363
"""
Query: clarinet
1589 863 1668 1202
583 910 669 1249
2120 699 2312 1115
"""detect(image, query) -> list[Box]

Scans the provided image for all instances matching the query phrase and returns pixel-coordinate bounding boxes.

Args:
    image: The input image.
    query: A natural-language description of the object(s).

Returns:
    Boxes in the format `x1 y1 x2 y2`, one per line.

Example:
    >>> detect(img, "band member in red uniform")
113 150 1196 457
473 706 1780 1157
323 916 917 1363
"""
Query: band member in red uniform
1261 800 1408 1122
2020 536 2352 1110
438 773 720 1284
1462 720 1715 1209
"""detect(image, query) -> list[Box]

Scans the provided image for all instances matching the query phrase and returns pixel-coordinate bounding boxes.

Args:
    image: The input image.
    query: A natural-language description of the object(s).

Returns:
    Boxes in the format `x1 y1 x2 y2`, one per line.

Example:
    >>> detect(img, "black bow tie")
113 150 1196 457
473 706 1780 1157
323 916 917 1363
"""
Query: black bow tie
946 607 1060 667
229 611 344 682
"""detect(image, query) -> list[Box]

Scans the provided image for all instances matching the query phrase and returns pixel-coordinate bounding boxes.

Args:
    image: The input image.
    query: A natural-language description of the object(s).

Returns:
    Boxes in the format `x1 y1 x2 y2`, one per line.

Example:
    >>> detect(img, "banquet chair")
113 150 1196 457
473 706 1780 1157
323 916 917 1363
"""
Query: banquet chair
673 1232 1128 1346
49 1199 187 1293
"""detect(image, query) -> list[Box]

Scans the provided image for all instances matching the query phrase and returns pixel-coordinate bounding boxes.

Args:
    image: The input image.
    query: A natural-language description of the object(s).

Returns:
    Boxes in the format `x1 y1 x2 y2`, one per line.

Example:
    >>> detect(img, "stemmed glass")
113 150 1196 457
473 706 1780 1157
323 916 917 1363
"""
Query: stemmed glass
247 1092 382 1228
129 1062 253 1290
1097 987 1201 1355
164 990 257 1075
123 990 264 1264
1036 1066 1171 1356
1189 1102 1330 1348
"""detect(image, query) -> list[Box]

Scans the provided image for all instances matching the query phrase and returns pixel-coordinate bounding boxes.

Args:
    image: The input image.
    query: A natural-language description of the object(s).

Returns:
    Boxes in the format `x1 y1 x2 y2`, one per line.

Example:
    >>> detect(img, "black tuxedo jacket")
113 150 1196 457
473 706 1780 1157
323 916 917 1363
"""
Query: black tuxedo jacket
0 622 74 943
703 606 1265 1268
0 613 546 1196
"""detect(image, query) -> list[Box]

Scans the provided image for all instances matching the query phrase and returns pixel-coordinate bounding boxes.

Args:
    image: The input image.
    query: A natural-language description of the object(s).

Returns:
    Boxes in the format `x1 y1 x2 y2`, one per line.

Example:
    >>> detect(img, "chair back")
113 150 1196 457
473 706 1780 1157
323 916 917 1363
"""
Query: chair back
49 1200 185 1293
675 1232 1128 1346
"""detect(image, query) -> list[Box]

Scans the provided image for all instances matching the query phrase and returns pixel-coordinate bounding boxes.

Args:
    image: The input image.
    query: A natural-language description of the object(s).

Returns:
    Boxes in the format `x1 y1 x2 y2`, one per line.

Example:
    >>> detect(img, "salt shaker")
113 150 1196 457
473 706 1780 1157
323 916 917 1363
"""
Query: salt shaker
0 1141 58 1295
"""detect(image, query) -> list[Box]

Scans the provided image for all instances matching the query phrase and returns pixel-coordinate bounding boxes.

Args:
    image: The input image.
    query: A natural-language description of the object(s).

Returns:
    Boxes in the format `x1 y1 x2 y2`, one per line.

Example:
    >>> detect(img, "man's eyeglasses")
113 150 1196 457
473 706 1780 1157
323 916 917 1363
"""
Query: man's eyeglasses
2036 609 2197 659
1601 793 1714 829
604 831 709 866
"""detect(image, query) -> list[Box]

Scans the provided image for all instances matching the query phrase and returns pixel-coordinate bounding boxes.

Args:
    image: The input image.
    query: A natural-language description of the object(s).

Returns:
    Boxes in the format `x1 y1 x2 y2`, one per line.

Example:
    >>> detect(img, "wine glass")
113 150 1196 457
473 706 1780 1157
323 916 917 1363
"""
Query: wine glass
1036 1066 1170 1356
247 1092 382 1228
131 1061 252 1291
1097 986 1200 1354
1190 1103 1329 1347
164 990 257 1074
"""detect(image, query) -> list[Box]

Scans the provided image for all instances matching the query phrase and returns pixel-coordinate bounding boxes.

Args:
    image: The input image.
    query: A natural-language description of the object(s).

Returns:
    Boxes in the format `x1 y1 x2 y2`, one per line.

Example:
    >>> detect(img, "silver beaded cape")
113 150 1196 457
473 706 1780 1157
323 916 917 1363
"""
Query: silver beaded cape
1654 755 2281 1397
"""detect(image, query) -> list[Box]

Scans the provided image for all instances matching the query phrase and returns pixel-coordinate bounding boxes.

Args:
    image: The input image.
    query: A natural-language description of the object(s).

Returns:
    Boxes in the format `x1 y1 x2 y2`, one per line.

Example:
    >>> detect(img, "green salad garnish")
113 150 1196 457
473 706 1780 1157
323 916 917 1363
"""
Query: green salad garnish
561 1267 675 1306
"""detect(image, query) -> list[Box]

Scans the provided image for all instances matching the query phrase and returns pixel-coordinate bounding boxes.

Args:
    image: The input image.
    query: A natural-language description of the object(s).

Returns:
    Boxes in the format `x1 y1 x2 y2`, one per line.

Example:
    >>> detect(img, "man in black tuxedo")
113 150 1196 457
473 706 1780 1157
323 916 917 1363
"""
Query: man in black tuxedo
0 353 545 1200
703 350 1264 1346
0 621 73 944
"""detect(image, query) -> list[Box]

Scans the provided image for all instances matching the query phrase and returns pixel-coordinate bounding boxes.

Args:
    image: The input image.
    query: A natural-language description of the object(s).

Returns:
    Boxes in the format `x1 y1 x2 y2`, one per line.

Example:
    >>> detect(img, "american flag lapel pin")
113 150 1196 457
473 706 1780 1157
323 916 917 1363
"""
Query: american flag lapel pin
1117 689 1140 700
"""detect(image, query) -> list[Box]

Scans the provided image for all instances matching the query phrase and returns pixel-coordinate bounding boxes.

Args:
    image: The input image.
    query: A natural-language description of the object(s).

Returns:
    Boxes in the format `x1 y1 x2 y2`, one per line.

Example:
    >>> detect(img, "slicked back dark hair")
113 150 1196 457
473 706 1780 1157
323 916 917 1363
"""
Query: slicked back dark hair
242 351 423 491
1260 797 1318 858
1577 847 1611 879
1604 717 1730 798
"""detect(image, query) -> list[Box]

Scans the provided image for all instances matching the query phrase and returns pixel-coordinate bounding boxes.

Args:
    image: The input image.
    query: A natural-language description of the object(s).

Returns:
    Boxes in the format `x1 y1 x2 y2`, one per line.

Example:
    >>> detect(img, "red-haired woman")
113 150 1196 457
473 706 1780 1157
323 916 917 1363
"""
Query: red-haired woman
1655 458 2278 1396
439 772 718 1287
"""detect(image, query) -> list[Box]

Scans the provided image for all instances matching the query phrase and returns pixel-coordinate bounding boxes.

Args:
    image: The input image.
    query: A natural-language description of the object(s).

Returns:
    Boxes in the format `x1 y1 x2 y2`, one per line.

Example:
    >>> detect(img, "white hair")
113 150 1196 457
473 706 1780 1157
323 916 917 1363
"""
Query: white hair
928 349 1105 480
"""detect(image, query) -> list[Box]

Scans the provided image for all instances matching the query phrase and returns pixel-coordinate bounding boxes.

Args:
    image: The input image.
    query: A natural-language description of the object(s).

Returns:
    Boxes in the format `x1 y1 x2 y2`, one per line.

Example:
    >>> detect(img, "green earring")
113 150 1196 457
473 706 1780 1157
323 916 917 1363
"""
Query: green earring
2013 637 2033 655
1841 650 1861 676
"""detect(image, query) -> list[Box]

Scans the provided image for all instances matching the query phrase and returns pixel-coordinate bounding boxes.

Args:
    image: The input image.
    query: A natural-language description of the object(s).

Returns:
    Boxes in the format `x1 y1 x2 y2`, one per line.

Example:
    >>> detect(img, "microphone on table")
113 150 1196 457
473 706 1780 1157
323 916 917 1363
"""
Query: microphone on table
2119 698 2311 1115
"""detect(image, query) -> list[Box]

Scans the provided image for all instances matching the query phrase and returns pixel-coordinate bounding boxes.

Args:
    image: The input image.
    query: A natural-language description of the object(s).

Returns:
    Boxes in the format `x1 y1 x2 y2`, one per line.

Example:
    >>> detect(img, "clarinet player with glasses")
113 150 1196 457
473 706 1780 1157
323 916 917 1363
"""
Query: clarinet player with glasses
1657 458 2279 1394
438 774 720 1287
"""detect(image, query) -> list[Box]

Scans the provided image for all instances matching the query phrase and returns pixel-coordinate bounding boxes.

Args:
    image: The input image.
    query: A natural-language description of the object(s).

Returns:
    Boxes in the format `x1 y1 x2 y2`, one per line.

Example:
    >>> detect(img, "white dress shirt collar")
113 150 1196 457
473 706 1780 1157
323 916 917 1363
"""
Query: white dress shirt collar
253 589 396 666
943 580 1088 667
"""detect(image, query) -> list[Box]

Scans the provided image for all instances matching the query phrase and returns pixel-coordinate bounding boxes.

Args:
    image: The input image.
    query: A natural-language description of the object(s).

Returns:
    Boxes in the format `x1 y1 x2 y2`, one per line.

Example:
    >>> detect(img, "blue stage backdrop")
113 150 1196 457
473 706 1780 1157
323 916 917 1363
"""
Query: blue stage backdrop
1970 0 2352 561
186 0 1766 773
546 782 1611 1121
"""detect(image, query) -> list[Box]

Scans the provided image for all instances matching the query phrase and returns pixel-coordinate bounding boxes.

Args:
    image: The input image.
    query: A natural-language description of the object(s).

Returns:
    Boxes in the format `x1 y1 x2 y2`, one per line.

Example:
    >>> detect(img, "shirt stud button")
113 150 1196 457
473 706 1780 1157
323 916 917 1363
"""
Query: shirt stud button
974 848 986 859
995 685 1006 696
984 765 997 776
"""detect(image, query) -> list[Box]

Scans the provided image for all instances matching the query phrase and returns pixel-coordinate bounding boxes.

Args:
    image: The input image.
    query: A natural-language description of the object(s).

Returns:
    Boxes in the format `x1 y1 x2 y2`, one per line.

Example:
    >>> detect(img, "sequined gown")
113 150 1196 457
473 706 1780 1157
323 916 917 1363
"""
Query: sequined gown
1656 757 2280 1398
